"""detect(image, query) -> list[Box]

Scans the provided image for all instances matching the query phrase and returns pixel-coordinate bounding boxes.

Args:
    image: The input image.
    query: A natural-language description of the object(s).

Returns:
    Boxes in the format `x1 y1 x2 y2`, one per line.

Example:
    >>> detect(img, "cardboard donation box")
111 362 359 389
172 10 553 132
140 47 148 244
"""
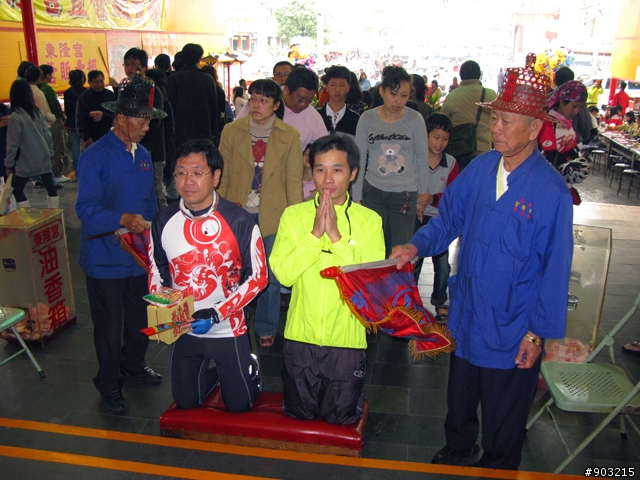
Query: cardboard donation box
0 208 76 344
147 295 194 344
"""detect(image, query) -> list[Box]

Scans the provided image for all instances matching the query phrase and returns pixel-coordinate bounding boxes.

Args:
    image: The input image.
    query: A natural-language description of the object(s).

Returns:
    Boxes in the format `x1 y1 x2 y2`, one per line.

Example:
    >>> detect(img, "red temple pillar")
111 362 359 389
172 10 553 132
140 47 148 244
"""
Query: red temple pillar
608 78 618 106
21 0 39 65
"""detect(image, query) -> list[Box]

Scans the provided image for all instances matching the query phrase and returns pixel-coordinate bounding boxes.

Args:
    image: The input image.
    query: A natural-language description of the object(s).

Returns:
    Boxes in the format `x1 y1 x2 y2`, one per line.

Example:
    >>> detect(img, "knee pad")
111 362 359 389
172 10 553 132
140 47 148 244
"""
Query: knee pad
175 400 200 410
249 353 262 393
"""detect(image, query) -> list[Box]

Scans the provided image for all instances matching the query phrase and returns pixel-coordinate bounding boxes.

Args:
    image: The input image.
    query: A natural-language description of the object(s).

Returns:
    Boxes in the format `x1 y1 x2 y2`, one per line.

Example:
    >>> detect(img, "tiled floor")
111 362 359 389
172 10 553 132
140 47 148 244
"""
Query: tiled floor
1 168 639 478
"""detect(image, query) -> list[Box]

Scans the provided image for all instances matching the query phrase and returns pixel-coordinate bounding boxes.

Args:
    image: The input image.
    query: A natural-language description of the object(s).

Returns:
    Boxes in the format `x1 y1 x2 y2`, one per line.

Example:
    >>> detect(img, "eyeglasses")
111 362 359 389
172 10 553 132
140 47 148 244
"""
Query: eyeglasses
173 171 212 180
249 97 273 105
274 72 290 78
294 95 315 106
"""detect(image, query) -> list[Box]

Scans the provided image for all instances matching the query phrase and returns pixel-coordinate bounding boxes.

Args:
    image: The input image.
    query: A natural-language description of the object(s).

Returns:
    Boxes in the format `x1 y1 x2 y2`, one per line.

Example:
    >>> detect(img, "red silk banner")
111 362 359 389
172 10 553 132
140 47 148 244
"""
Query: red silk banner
118 229 150 273
320 259 455 359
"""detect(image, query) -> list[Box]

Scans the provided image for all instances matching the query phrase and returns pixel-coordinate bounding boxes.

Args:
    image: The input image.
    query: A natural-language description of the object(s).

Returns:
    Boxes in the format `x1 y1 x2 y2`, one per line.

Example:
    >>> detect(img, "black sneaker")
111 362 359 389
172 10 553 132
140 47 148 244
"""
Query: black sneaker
431 444 479 465
101 389 127 413
121 366 162 385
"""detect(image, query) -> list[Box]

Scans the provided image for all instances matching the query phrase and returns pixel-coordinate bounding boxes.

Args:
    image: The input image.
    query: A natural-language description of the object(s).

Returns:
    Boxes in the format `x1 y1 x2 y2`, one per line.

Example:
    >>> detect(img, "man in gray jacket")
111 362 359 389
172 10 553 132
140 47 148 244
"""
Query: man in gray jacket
441 61 497 170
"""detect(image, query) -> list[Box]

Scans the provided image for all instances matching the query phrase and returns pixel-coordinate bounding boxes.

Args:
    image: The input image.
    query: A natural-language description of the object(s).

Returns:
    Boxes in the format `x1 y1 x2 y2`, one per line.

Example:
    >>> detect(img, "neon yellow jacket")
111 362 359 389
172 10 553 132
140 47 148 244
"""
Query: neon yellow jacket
270 193 385 349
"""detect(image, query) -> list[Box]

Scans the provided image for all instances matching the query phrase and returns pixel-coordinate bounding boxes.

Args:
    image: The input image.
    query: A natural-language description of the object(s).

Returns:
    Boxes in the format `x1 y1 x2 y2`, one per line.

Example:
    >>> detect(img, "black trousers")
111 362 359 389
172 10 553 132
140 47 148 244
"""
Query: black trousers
86 274 150 394
444 352 541 470
12 173 57 202
170 333 258 412
282 340 366 425
413 215 451 307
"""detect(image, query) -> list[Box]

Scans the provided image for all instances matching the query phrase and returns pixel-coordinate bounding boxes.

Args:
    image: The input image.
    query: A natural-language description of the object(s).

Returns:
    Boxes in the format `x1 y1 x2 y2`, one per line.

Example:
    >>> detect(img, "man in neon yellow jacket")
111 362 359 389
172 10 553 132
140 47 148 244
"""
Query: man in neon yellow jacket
270 135 385 425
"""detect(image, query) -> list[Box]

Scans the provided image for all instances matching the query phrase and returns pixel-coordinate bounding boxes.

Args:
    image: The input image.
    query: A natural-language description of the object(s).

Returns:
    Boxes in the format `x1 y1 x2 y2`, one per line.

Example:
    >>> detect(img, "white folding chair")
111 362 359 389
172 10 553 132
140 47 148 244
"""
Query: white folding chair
526 291 640 473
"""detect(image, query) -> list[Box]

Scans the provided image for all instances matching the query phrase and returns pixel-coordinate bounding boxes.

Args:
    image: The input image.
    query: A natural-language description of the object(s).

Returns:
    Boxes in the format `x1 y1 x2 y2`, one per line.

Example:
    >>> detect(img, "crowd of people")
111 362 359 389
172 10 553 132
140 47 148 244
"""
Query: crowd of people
3 45 633 471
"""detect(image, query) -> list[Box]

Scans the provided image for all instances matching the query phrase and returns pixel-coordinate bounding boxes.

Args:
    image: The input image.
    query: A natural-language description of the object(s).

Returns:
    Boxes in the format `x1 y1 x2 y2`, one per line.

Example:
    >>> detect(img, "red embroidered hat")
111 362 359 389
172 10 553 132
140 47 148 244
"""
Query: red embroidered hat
478 53 554 122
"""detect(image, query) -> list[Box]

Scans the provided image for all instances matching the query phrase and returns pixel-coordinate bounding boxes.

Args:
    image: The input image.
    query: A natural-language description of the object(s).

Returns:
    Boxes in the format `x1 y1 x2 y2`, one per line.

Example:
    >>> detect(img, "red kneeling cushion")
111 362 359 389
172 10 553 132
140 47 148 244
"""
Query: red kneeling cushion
160 388 367 453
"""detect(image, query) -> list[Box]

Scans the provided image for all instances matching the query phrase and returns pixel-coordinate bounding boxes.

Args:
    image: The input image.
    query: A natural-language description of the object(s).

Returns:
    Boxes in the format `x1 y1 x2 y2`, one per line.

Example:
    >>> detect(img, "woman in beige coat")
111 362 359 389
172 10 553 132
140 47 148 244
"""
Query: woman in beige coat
218 79 303 347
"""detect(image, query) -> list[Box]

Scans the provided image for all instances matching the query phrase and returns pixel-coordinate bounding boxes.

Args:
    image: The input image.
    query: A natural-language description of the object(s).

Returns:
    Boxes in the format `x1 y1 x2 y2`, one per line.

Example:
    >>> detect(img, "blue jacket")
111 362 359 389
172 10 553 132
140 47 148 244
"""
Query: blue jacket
76 131 158 279
411 149 573 369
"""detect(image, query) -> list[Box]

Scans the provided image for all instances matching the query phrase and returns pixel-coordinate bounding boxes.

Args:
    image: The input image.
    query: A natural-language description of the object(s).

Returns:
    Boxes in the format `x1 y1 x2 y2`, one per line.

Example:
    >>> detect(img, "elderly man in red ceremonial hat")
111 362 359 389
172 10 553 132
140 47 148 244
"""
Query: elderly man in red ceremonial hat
392 54 574 470
76 75 167 413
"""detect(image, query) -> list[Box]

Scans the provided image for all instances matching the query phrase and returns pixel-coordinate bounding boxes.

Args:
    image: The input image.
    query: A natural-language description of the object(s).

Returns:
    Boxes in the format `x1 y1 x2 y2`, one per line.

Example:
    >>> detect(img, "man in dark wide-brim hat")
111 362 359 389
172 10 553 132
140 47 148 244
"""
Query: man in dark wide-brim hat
391 54 574 470
76 75 167 413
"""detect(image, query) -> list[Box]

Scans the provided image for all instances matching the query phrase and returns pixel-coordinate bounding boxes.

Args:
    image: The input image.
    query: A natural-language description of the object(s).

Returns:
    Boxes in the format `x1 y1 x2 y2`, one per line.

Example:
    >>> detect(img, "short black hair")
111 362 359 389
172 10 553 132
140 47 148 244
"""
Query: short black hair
239 78 246 84
589 106 599 113
426 113 453 134
309 135 360 173
459 60 481 81
346 71 362 104
172 52 184 71
233 86 244 99
361 90 374 108
248 78 280 99
248 79 284 120
154 53 171 72
285 67 319 94
144 68 168 95
200 65 217 83
381 66 411 91
620 81 627 90
39 64 54 76
17 61 35 79
182 44 204 66
175 138 223 173
88 70 104 82
555 67 574 87
324 66 351 84
25 66 43 83
411 74 427 101
272 61 293 75
625 111 635 123
10 78 38 119
372 88 383 108
69 69 86 87
124 48 148 69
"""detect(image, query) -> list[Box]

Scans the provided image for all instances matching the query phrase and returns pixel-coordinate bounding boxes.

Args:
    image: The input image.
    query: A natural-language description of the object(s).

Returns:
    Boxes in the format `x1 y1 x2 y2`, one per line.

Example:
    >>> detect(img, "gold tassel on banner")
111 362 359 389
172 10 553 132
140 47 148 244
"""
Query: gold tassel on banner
116 231 150 273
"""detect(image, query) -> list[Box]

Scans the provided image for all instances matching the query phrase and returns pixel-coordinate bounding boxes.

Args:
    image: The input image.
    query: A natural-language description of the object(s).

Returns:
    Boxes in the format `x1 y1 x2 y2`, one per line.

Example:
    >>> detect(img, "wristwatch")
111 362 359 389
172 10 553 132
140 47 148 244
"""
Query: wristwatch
523 333 542 346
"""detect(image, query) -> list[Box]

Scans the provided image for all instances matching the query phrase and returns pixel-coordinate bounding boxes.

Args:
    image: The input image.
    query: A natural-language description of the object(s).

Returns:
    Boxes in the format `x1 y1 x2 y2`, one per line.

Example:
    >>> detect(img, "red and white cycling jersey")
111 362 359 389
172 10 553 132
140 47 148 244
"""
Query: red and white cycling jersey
148 193 268 338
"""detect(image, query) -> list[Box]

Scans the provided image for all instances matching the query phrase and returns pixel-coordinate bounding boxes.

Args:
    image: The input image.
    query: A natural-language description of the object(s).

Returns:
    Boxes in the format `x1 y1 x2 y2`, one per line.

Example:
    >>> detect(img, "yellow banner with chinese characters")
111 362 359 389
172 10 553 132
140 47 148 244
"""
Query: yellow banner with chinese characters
37 32 108 91
0 0 166 31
